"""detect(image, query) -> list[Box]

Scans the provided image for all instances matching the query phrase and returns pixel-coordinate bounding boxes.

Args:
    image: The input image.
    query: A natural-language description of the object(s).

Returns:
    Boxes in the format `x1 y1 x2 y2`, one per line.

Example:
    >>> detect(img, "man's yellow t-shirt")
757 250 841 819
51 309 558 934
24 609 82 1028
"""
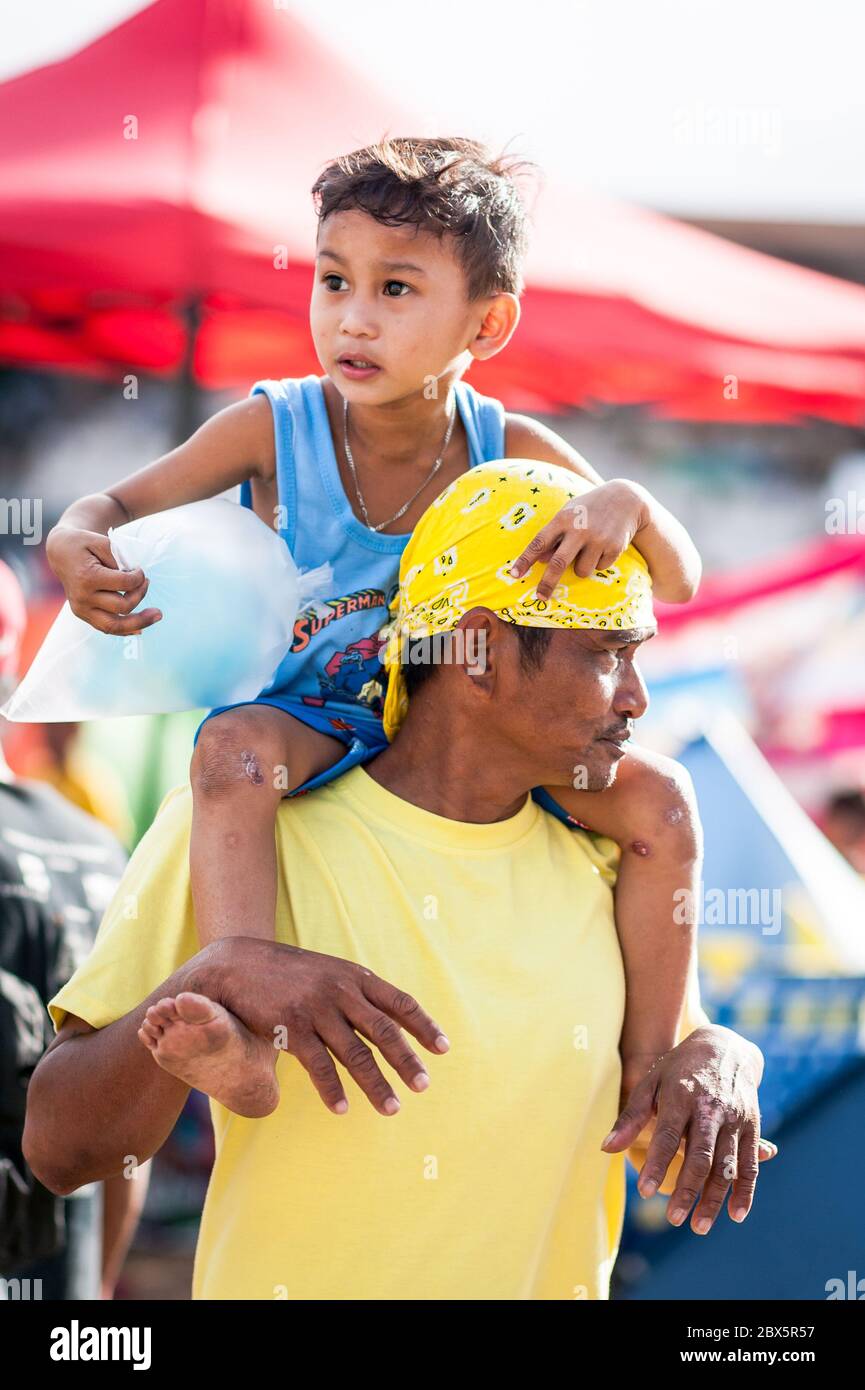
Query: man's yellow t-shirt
48 766 705 1301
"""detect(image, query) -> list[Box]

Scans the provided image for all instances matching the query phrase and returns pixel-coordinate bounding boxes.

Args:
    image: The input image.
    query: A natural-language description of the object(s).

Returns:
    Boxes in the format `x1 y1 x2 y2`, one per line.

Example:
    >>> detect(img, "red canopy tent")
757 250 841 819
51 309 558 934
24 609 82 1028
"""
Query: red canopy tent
653 531 865 633
646 531 865 762
2 0 865 423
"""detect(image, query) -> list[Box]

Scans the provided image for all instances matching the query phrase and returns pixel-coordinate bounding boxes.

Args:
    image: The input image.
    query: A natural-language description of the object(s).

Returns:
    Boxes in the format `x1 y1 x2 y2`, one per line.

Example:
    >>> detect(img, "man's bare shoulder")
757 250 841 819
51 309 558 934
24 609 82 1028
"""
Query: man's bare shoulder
504 412 603 485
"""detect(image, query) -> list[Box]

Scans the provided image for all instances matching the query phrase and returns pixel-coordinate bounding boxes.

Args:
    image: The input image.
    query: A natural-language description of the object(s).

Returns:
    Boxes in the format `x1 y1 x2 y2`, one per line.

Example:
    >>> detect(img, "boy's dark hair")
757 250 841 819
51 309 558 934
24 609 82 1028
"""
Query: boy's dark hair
311 136 535 301
401 625 553 700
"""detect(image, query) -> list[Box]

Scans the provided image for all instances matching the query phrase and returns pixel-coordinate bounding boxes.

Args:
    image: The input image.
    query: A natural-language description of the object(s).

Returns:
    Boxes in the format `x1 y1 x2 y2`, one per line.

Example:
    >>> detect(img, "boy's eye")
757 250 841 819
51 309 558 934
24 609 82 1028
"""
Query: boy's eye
322 275 414 297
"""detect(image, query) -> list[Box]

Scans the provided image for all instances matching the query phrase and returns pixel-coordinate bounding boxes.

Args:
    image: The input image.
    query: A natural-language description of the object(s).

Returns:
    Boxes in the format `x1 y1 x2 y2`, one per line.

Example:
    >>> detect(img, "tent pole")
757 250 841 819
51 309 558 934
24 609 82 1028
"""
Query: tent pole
175 294 202 447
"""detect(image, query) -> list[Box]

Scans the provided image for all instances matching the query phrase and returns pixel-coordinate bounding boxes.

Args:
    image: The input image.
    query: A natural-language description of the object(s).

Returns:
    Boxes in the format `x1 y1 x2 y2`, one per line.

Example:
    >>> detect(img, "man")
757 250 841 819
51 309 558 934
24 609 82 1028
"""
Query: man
23 464 773 1299
0 559 145 1299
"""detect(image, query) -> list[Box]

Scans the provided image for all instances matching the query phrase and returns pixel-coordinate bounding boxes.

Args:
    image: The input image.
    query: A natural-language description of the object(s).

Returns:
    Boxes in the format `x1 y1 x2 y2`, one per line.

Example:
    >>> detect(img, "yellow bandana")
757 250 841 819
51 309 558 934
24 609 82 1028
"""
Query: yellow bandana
380 458 656 741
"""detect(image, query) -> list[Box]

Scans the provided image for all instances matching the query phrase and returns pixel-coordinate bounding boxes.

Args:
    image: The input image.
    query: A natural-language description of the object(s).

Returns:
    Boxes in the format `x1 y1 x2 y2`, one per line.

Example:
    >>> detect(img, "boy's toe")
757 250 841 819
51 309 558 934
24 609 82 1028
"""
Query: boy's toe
174 991 219 1024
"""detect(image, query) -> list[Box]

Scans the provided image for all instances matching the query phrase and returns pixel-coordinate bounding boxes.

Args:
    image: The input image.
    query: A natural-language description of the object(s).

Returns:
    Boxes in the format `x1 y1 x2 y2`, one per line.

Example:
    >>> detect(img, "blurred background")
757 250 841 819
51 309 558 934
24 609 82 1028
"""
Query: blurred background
1 0 864 1300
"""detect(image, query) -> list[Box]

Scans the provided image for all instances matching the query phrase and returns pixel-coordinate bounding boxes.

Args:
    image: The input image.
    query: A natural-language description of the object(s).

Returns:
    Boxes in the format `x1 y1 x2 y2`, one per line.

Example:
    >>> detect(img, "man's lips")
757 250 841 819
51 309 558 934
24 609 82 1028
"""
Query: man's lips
601 732 631 755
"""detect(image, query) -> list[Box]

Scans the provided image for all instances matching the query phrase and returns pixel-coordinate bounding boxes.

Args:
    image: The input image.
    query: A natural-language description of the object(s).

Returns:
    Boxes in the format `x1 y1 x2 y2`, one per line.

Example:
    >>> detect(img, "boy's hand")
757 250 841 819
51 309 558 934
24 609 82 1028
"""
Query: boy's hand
46 526 163 635
508 479 646 599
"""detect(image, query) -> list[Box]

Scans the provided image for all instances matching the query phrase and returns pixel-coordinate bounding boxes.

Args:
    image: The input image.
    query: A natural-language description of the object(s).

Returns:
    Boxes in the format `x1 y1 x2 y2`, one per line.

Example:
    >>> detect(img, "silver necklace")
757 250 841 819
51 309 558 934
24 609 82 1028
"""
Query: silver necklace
342 391 456 533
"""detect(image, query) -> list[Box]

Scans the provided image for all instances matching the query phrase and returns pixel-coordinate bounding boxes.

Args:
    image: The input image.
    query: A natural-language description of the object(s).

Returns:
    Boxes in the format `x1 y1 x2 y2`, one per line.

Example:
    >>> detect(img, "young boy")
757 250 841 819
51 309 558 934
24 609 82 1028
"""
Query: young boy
46 136 703 1118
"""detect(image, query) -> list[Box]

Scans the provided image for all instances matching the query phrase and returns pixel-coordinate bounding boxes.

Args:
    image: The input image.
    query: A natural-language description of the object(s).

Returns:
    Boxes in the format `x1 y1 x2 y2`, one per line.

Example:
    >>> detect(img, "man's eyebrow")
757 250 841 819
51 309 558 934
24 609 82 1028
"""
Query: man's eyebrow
596 628 656 645
316 247 428 276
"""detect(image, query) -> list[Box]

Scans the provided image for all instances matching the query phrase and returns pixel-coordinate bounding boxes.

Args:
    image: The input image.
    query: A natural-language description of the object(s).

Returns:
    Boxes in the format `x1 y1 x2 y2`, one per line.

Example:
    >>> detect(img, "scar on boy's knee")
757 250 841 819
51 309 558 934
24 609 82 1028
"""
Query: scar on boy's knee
630 839 651 857
239 749 265 785
664 805 684 825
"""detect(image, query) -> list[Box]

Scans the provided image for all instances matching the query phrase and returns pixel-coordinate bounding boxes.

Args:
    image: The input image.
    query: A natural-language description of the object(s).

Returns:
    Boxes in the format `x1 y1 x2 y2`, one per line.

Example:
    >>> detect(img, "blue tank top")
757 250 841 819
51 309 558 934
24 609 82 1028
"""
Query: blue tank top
238 374 506 735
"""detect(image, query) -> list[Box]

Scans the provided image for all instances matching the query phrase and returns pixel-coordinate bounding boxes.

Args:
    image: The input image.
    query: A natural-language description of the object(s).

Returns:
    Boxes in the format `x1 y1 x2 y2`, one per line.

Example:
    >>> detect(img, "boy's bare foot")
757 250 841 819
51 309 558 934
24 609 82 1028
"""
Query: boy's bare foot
138 992 280 1118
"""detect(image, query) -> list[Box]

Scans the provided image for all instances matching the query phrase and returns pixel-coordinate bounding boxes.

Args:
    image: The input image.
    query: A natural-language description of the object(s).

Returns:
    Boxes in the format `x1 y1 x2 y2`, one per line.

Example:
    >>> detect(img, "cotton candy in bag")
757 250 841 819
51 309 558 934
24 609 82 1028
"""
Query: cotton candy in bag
1 498 332 722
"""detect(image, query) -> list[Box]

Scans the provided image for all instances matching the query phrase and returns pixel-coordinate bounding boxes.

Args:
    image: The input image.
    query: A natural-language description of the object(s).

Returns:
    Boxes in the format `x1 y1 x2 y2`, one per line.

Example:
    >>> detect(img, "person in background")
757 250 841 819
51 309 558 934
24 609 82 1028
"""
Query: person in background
24 720 132 847
821 788 865 875
0 559 145 1299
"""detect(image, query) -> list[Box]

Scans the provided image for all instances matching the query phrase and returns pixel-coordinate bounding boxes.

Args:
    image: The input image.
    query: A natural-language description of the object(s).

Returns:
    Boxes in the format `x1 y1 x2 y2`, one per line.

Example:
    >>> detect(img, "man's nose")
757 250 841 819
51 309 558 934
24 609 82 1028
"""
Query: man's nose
613 659 649 721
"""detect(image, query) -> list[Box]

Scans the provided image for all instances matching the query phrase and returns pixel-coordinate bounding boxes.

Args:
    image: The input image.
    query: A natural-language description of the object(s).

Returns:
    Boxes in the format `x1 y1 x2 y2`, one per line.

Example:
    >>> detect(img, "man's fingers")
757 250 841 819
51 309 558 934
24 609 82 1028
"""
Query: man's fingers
316 1018 402 1116
601 1072 658 1154
758 1138 778 1161
290 1032 348 1115
689 1126 737 1235
360 972 449 1056
348 1003 431 1093
729 1122 762 1222
634 1107 690 1198
665 1114 723 1227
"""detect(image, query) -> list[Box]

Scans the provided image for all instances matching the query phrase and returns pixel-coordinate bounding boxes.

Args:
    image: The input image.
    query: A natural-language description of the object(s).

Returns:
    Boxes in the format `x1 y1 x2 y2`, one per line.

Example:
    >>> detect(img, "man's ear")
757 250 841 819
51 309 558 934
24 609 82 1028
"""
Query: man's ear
456 609 497 695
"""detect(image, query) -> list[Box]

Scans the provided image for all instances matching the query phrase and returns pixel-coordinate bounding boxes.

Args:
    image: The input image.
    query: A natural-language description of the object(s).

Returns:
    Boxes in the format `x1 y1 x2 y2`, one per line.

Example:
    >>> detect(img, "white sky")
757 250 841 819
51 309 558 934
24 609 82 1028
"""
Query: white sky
3 0 864 221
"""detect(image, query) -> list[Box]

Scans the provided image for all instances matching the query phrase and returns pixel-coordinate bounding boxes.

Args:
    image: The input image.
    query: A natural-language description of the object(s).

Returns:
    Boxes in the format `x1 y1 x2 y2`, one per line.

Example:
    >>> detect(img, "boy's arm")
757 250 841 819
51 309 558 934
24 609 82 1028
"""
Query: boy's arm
546 743 702 1064
53 394 275 533
551 755 776 1204
504 413 701 604
45 394 276 634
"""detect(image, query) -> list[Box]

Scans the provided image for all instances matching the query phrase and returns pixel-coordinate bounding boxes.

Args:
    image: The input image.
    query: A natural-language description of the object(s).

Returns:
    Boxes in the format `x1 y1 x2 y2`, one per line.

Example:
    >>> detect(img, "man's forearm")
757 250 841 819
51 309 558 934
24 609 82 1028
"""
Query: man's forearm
23 951 218 1195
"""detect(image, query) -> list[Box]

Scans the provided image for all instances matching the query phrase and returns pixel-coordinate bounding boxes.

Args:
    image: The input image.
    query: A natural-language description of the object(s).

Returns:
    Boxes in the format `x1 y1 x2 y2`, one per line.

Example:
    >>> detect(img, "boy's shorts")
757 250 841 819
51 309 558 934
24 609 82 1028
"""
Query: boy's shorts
192 695 390 797
193 698 584 827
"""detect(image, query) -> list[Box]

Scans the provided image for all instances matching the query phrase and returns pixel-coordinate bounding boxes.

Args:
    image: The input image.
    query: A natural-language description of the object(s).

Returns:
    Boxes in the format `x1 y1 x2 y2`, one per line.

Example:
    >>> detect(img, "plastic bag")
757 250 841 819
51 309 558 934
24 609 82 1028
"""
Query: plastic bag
1 498 332 722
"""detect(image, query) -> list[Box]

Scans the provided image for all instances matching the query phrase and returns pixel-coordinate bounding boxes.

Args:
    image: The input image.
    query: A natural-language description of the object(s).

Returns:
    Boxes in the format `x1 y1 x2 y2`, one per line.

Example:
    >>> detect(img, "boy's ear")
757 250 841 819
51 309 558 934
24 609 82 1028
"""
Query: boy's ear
468 293 520 363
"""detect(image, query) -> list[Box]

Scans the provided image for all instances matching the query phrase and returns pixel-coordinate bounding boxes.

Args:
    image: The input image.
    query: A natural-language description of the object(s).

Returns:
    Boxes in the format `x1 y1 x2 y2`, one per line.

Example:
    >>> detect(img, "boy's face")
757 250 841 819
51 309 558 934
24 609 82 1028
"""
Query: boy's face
310 209 495 402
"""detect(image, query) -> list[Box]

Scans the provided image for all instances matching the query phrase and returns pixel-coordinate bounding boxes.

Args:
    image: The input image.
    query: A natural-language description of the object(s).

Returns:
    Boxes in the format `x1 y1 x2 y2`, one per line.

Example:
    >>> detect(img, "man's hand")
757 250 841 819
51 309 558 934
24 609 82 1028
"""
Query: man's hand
201 937 451 1116
508 479 645 599
602 1026 778 1234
